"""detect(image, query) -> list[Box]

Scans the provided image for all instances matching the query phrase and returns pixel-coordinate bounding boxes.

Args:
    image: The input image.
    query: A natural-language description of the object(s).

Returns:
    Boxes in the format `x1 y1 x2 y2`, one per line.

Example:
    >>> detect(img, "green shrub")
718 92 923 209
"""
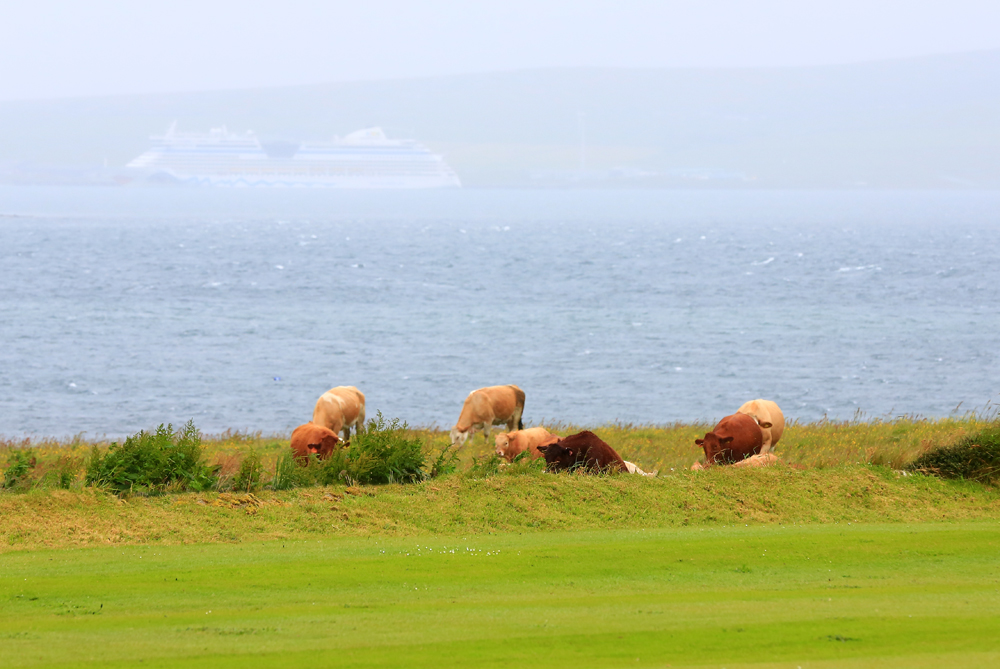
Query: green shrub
312 412 426 486
427 444 460 478
2 450 36 490
906 424 1000 484
466 454 503 479
232 450 264 492
85 421 216 495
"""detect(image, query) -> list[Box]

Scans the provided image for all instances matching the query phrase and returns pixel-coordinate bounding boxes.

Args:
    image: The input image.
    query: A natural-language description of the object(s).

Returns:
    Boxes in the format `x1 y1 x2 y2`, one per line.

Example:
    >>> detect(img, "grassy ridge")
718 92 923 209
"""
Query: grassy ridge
2 416 998 552
2 524 999 668
2 465 998 552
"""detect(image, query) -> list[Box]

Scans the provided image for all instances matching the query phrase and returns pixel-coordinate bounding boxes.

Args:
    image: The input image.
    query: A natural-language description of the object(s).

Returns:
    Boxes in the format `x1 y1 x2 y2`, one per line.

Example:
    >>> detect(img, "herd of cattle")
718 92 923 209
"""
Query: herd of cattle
289 384 786 475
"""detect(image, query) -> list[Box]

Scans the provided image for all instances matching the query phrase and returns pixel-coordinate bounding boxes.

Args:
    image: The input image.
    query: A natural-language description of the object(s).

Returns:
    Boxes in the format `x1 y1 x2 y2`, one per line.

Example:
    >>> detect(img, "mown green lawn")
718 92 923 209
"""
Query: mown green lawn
3 523 999 668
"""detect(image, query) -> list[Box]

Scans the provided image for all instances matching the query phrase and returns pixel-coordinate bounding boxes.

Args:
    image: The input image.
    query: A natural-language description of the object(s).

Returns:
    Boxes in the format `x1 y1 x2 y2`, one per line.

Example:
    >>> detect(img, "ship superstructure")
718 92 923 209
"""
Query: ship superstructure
127 125 461 188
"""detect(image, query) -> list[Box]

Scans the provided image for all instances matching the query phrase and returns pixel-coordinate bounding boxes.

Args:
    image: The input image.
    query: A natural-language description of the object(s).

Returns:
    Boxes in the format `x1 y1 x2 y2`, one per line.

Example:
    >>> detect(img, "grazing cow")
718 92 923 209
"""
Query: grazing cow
494 427 558 462
537 431 627 474
450 385 525 446
736 399 785 453
290 423 341 463
694 413 763 467
312 386 366 441
624 461 657 477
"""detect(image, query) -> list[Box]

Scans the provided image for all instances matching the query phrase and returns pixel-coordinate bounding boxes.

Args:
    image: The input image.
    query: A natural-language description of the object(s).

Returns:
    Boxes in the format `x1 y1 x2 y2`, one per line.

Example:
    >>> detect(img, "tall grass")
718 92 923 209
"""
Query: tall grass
3 410 999 495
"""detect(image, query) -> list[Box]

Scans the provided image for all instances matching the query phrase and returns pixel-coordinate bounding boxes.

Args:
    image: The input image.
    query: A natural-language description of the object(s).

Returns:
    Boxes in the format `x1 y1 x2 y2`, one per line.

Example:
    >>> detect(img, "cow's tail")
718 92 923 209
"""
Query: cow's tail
513 385 526 430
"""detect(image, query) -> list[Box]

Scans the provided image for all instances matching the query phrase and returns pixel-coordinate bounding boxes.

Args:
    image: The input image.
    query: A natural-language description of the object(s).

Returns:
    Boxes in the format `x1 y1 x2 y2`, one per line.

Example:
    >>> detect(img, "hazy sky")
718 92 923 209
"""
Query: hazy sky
2 0 998 101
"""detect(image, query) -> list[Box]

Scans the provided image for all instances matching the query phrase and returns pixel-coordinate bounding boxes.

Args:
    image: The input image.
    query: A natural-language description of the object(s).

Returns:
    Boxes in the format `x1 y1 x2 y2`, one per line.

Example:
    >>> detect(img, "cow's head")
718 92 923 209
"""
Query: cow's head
494 433 511 460
316 434 341 459
694 432 734 465
450 427 470 446
537 441 578 472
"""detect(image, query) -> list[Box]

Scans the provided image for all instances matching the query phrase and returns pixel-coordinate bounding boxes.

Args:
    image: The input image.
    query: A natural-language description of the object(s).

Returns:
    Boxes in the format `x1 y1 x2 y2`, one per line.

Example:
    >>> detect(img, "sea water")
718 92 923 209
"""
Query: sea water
1 186 998 438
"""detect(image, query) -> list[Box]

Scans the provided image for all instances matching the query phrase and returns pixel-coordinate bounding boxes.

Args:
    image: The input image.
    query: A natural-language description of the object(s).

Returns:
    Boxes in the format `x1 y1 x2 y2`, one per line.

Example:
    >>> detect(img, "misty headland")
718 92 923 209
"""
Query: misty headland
1 50 998 189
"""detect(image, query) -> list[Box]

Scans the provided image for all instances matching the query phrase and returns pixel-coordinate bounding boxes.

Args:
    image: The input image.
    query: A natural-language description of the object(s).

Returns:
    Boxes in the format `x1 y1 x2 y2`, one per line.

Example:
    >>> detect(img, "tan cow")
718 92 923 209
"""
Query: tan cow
312 386 366 441
494 427 558 462
731 453 780 468
450 384 525 446
736 399 785 453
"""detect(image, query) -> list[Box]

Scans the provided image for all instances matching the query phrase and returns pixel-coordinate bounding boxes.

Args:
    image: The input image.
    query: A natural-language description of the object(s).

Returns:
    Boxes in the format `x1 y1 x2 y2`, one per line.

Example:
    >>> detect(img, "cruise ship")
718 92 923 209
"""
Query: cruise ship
126 125 461 188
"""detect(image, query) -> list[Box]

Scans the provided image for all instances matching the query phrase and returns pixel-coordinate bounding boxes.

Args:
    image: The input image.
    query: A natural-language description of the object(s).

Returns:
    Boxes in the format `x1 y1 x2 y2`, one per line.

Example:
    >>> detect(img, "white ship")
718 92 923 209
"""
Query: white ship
126 125 461 188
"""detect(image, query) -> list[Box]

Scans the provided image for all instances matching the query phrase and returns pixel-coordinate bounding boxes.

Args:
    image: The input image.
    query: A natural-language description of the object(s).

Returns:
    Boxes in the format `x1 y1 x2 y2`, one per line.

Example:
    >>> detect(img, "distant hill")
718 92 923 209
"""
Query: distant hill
1 50 998 188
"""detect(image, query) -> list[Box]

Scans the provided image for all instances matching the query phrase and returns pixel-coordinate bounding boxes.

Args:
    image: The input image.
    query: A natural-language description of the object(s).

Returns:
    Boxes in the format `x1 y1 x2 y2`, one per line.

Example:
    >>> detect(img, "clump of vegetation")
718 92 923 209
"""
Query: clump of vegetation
426 444 460 479
85 421 216 495
271 451 313 491
906 424 1000 484
2 450 36 490
232 449 264 492
324 412 426 485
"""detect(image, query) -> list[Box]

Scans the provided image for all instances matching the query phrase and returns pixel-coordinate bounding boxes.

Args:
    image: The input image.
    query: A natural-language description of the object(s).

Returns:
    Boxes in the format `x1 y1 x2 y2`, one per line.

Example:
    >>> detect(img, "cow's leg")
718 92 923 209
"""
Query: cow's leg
759 429 773 455
481 422 491 442
355 405 366 436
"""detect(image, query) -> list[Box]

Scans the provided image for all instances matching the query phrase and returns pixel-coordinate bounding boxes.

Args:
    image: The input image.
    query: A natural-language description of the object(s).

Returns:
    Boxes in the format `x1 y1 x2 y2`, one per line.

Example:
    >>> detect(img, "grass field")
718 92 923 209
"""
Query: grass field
2 523 999 668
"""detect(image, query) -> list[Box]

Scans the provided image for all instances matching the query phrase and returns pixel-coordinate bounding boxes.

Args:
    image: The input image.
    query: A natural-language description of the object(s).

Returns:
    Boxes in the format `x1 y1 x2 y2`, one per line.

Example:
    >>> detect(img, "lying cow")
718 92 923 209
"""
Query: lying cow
450 384 525 446
290 423 342 463
736 399 785 453
693 413 763 467
494 427 558 462
312 386 366 441
537 431 627 474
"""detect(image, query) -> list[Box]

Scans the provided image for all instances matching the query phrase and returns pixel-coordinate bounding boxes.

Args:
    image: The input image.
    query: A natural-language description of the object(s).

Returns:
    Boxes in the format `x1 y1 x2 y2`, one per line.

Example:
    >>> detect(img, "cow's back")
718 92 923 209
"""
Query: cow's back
507 427 556 460
712 413 763 463
737 398 785 449
460 385 519 427
313 386 365 432
561 430 627 473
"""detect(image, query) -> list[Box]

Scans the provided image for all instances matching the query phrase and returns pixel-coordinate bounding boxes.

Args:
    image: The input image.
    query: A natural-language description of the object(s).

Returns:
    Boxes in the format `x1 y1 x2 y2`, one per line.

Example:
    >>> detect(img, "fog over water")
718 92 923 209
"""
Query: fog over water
2 187 998 438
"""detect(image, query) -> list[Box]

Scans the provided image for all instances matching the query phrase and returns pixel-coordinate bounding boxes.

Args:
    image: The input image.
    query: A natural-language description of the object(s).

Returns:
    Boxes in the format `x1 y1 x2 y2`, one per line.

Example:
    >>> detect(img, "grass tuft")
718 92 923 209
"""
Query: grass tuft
906 424 1000 483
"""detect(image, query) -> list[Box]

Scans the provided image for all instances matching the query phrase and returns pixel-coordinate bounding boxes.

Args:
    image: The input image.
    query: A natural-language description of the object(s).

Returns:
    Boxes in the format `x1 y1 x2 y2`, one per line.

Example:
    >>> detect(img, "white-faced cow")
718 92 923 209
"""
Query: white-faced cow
450 385 525 446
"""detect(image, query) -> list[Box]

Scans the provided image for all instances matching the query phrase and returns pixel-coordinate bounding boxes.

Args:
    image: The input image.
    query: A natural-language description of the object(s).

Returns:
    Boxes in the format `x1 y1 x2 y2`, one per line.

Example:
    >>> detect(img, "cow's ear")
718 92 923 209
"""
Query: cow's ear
566 448 575 457
537 444 549 454
758 421 772 429
719 436 734 446
694 438 704 446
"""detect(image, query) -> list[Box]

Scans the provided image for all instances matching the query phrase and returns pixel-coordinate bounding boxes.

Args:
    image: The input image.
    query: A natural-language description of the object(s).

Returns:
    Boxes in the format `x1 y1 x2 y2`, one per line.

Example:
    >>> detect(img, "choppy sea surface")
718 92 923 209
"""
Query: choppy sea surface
1 186 998 438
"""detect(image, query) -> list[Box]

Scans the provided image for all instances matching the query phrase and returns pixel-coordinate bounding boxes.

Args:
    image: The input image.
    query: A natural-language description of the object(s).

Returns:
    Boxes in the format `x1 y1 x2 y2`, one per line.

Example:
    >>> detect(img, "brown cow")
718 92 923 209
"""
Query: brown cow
537 431 627 474
450 385 525 446
494 427 558 462
736 399 785 453
312 386 366 441
694 413 763 467
290 423 342 463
